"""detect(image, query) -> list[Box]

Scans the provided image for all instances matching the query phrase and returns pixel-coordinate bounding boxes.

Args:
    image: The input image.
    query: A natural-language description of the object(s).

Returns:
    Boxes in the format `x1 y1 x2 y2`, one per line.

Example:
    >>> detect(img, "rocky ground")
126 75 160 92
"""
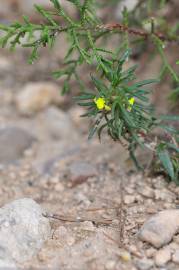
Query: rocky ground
0 1 179 270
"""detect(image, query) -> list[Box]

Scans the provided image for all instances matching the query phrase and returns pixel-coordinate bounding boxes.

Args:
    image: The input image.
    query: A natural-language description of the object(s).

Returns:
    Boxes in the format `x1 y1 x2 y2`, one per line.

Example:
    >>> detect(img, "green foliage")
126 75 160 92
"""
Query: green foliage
0 0 178 181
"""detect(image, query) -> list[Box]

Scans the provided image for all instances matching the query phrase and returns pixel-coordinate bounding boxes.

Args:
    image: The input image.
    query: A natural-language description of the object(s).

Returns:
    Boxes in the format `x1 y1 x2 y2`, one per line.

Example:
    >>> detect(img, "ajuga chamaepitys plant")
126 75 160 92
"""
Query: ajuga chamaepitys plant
0 0 178 181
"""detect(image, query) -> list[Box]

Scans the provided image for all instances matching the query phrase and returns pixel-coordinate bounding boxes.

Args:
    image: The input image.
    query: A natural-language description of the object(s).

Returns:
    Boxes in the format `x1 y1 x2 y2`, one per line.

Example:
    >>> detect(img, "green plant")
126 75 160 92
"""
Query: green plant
0 0 178 181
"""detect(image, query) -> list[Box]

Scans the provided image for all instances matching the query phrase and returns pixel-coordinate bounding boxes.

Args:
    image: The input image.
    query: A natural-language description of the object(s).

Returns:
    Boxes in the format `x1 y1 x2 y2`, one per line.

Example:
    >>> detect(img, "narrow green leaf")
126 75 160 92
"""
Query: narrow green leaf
131 79 159 88
73 93 95 100
157 145 175 180
77 101 94 106
165 143 179 153
159 115 179 121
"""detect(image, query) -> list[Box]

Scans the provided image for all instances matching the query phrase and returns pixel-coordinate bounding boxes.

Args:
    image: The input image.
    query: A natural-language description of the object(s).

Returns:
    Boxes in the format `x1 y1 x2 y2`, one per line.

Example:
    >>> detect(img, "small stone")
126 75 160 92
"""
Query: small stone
55 182 65 192
3 221 10 228
145 247 156 258
152 177 167 189
173 235 179 244
53 226 68 241
50 176 60 184
169 242 179 252
124 195 136 204
80 221 95 232
146 206 157 214
138 186 154 198
66 236 75 246
138 210 179 248
125 187 135 194
105 260 116 269
83 249 93 257
163 203 174 209
172 249 179 264
75 193 91 207
135 194 144 203
120 251 131 262
112 219 120 226
135 258 154 270
128 245 141 258
154 248 171 266
154 189 175 203
16 82 65 115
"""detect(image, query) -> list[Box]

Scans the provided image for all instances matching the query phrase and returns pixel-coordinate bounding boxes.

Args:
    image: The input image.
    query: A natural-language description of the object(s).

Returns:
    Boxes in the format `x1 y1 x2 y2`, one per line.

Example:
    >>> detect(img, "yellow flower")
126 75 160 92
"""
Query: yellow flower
94 97 111 111
94 97 105 109
127 97 135 111
104 104 111 111
129 97 135 105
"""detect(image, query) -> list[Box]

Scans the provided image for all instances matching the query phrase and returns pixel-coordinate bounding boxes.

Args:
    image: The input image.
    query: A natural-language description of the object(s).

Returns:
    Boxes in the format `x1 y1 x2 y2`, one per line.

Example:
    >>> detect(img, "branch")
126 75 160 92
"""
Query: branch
95 23 179 43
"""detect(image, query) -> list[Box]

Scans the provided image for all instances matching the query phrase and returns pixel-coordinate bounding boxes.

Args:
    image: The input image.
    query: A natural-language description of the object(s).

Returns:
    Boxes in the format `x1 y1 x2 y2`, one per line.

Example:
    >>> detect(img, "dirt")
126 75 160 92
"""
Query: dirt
0 1 179 269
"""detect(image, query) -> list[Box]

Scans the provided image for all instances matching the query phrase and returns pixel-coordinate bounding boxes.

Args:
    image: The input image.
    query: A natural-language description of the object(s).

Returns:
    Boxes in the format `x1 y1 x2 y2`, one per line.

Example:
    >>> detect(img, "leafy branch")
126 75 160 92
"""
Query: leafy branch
0 0 178 181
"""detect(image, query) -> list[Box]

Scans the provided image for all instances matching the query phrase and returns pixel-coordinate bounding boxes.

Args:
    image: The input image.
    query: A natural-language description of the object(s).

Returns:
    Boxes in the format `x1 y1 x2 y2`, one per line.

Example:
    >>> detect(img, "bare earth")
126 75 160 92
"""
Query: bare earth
0 1 179 269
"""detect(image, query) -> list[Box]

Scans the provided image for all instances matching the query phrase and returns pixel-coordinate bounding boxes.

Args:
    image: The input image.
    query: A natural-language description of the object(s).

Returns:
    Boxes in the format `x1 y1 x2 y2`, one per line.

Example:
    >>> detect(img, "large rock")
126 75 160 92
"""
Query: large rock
138 210 179 248
16 82 65 115
0 198 51 265
41 106 78 140
0 258 17 269
0 126 35 164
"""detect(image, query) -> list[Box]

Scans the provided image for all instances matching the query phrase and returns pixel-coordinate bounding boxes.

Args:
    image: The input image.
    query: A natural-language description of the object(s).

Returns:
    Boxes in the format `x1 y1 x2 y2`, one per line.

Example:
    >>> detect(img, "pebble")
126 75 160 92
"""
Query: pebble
145 247 156 258
152 177 167 189
125 186 135 195
154 248 171 266
173 235 179 244
138 186 154 198
80 221 95 232
135 194 144 203
105 260 116 269
135 258 154 270
172 249 179 264
54 182 65 192
154 189 175 203
124 195 136 204
128 245 142 258
67 236 76 246
138 210 179 248
120 251 131 262
168 242 179 251
53 226 68 241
